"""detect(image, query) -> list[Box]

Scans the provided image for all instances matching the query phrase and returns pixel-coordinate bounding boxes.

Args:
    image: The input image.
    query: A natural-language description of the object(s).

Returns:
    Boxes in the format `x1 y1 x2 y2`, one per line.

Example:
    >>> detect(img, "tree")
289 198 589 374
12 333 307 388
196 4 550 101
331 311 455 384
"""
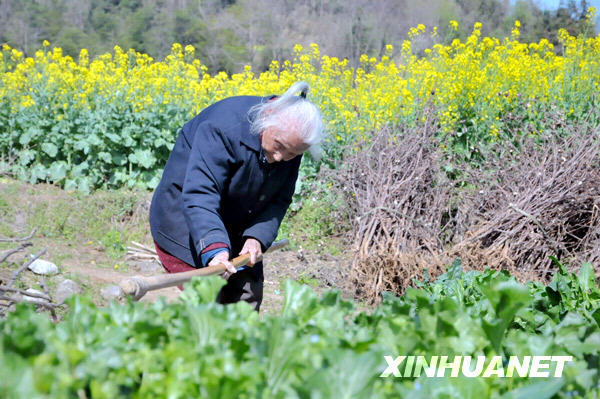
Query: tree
0 0 596 74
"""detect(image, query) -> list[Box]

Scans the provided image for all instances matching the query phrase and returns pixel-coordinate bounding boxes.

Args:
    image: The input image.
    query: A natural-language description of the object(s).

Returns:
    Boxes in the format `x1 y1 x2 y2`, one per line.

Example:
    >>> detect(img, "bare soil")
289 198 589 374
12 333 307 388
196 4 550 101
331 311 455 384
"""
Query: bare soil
50 242 347 314
0 178 350 315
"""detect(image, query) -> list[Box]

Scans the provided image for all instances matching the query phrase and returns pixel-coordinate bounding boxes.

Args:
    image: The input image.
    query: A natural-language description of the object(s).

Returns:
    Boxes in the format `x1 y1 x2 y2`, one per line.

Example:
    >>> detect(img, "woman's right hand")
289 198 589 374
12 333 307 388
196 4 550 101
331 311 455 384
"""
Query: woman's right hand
208 250 236 280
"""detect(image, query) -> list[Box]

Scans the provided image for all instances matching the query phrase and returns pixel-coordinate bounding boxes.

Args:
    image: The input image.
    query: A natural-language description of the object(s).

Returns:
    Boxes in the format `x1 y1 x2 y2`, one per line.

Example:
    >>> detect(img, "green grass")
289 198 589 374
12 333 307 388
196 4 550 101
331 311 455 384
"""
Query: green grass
278 190 347 256
0 178 151 259
296 272 320 287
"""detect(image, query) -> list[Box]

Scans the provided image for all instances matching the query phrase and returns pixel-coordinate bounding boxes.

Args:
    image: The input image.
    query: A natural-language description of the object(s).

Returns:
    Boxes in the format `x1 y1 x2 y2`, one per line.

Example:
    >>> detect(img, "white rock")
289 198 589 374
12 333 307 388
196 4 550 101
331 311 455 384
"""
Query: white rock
101 284 122 301
28 259 59 276
55 279 82 304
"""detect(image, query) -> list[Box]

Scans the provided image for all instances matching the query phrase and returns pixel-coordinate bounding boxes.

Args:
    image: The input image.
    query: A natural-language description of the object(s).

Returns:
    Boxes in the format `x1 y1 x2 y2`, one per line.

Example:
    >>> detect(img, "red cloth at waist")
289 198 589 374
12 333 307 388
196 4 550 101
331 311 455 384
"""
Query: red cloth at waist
153 240 196 290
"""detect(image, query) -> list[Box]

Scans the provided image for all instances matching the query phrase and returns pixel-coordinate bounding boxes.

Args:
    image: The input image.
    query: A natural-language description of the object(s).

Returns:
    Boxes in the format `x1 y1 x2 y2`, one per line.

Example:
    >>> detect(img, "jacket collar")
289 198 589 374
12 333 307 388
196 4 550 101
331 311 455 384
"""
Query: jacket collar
240 128 262 152
239 95 277 153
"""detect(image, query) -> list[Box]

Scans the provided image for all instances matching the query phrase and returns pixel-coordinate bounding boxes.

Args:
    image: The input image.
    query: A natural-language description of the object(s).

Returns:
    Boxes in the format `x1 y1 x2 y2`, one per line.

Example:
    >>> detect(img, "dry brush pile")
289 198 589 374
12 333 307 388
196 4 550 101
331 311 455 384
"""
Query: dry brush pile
332 118 600 302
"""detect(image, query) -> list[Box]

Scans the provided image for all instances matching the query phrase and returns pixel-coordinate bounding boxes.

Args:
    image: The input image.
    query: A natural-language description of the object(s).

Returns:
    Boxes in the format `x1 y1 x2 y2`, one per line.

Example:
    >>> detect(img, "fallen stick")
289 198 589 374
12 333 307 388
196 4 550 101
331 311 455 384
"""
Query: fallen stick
126 246 155 254
38 276 57 321
120 239 289 301
0 285 52 301
0 227 38 243
0 242 32 264
130 241 156 254
125 253 159 260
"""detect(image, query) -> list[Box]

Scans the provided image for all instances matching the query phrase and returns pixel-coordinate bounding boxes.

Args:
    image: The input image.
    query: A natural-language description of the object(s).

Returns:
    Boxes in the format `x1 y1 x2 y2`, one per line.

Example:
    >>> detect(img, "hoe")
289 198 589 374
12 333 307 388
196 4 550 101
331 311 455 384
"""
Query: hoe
120 239 289 301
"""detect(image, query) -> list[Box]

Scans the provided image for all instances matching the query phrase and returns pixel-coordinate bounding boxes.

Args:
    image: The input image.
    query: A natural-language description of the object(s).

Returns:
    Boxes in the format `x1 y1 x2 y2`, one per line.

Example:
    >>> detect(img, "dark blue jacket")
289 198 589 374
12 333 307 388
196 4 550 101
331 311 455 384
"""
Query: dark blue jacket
149 96 301 278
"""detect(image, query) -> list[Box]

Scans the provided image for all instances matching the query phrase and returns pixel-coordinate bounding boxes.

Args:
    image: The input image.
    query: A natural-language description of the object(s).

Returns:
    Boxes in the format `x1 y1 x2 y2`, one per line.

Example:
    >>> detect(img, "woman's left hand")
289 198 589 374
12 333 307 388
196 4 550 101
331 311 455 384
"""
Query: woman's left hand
239 238 263 265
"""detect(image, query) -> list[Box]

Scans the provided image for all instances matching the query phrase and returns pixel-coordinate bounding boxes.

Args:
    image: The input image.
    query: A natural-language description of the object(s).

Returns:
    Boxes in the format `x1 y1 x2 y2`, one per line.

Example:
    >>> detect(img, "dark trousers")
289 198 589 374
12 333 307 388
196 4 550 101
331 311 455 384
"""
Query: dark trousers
153 241 263 311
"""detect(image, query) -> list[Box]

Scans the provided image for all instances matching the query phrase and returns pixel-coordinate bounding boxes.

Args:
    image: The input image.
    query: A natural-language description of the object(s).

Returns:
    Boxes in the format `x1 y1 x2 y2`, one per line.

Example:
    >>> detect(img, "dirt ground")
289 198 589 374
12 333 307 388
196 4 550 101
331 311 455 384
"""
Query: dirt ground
66 246 346 314
0 178 349 315
1 240 347 315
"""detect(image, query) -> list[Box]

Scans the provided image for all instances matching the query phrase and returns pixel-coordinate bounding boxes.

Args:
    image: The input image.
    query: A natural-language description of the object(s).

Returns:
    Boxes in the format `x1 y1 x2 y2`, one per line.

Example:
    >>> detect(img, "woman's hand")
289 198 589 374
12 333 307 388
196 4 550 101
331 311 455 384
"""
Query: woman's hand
239 238 263 265
208 250 236 280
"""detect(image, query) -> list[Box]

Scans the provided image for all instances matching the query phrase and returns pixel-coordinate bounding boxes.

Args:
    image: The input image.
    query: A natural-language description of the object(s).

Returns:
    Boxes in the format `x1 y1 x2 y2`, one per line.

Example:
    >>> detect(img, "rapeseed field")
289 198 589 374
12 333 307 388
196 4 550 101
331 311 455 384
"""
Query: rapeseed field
1 16 599 190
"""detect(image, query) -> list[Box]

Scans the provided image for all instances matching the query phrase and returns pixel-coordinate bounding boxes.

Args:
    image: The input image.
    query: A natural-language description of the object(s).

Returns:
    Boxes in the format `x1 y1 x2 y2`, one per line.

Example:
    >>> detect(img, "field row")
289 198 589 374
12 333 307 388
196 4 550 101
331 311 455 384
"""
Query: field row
1 260 599 398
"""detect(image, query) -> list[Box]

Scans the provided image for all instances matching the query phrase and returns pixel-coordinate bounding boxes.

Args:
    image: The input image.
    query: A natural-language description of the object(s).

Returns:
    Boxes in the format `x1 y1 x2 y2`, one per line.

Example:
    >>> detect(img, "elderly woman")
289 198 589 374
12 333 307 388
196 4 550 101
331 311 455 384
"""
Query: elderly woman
149 82 324 311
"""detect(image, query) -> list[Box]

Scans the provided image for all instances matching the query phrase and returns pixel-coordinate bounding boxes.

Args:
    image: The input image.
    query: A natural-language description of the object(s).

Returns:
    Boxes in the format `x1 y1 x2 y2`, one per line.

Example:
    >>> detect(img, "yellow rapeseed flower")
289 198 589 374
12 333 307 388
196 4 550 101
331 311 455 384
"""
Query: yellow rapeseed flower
0 23 598 155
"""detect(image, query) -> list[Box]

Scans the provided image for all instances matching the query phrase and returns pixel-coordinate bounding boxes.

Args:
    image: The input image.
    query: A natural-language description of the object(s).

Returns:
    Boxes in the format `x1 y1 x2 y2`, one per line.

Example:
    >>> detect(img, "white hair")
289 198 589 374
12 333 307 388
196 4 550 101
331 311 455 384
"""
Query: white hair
249 81 325 160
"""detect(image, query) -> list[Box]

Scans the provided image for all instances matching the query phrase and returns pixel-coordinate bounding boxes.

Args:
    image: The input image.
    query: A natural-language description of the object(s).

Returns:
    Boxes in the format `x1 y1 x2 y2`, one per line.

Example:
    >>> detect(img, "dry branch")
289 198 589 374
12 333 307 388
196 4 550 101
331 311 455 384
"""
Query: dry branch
130 241 156 253
0 227 65 318
126 241 160 262
0 242 32 263
335 118 600 302
0 227 38 243
331 108 452 302
0 285 52 301
39 276 58 321
7 247 47 288
452 129 600 279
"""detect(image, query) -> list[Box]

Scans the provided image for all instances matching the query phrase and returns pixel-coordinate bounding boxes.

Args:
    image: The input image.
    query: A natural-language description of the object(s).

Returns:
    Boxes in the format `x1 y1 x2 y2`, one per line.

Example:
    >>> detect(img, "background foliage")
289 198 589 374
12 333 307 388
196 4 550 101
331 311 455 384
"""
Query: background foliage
0 0 598 74
1 14 599 191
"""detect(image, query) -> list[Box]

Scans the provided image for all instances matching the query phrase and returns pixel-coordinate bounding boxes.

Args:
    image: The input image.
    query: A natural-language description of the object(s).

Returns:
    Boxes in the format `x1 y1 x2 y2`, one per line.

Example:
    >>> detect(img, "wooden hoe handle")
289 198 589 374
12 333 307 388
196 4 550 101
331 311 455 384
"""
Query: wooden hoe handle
120 239 289 301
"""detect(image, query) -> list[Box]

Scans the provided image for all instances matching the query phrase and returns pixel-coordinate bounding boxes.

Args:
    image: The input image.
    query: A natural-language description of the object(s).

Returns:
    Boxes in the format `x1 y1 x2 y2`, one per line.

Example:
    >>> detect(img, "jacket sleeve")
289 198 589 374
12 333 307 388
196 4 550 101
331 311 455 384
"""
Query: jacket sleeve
182 121 233 255
242 157 301 250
